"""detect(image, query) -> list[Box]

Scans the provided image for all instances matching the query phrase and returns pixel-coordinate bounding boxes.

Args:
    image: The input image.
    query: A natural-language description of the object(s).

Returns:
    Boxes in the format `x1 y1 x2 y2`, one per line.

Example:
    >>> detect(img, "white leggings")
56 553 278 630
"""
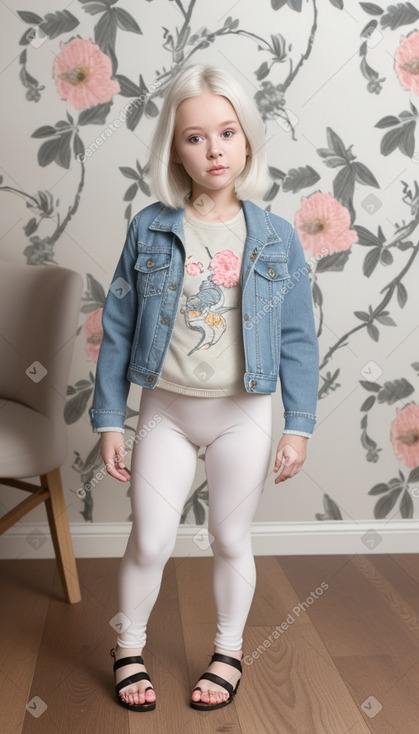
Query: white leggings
117 386 272 652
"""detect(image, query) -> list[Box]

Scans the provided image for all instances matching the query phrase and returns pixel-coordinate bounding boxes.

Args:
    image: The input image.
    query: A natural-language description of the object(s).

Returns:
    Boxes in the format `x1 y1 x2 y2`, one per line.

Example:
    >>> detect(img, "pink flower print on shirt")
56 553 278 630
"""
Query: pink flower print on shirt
186 261 204 276
210 250 241 287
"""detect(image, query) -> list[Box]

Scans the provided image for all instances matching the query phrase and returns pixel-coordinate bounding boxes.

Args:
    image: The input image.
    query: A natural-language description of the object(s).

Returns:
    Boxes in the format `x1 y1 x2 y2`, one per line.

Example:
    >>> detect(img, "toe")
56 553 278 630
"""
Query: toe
127 691 136 705
213 691 226 704
145 688 156 703
120 685 151 706
191 686 228 706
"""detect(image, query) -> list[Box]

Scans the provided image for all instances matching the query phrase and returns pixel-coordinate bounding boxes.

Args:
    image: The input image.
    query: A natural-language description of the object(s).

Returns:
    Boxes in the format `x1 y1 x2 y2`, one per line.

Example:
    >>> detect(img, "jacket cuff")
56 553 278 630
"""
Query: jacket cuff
95 426 125 434
89 408 125 433
283 410 316 436
283 430 311 439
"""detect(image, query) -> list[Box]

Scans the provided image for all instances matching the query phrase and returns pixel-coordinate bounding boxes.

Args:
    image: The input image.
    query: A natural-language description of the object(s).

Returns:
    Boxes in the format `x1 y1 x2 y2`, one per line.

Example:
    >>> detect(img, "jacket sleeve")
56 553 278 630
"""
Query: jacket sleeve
89 215 139 432
279 225 319 437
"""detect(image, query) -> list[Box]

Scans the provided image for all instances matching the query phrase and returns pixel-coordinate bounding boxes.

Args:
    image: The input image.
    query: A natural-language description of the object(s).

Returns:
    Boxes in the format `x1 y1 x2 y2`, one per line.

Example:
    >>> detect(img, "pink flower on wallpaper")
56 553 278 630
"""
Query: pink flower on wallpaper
390 404 419 468
295 192 357 257
395 32 419 94
186 261 204 275
53 39 120 110
84 308 103 363
210 250 241 287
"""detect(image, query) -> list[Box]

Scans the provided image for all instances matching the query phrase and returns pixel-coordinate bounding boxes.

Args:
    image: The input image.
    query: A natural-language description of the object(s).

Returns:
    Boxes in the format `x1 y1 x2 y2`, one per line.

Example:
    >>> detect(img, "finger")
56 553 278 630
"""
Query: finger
274 454 285 473
275 464 292 483
105 455 129 482
274 462 303 483
275 469 292 484
109 466 130 482
114 465 130 481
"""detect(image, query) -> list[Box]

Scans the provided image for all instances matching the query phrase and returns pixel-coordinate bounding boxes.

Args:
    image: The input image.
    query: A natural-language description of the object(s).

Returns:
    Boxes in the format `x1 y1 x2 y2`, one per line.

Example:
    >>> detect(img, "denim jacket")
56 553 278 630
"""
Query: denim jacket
89 199 319 436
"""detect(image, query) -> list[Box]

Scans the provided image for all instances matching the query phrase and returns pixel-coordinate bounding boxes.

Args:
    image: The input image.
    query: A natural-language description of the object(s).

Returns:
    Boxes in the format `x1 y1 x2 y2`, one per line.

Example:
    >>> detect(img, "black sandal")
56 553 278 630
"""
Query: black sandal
190 652 242 711
110 648 156 712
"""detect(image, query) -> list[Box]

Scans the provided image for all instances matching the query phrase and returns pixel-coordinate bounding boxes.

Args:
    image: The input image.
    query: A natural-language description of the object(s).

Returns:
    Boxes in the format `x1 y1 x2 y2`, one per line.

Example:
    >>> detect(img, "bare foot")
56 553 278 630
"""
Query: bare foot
191 648 242 707
112 646 156 707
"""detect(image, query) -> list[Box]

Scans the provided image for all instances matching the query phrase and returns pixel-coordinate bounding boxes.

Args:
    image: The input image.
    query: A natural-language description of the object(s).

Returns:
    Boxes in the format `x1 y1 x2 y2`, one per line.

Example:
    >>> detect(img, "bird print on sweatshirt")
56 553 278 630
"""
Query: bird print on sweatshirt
182 247 241 355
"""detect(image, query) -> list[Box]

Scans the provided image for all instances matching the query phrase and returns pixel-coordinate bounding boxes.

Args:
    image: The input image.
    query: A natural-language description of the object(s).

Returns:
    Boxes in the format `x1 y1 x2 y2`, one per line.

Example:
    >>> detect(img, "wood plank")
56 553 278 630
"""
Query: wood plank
238 625 370 734
0 559 56 734
391 553 419 586
332 653 419 734
279 554 419 733
249 555 313 627
21 558 128 734
278 554 393 655
351 554 419 644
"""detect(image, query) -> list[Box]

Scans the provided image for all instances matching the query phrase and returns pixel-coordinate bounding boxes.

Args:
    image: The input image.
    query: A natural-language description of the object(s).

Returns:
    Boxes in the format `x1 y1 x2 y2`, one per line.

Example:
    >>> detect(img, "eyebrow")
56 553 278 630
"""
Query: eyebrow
181 120 239 134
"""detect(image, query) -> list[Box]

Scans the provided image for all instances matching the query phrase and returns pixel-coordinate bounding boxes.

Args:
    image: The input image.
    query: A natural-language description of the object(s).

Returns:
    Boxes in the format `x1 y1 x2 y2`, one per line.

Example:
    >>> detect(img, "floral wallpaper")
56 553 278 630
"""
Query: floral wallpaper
1 0 418 530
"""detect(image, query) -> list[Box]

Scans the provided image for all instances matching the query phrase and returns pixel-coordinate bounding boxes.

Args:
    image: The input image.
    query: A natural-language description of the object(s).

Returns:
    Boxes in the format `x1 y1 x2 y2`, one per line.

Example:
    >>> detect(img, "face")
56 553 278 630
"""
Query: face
171 88 250 199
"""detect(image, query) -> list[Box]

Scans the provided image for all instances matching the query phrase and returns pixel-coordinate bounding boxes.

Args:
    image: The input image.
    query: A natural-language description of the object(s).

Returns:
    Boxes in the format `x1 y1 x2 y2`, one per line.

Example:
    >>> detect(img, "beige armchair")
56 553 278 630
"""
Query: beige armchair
0 261 83 603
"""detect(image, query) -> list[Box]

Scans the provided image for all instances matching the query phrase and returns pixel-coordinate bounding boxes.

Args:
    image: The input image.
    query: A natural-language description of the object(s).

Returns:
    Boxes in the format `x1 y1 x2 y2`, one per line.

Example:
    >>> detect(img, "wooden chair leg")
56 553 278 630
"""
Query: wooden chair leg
42 468 81 604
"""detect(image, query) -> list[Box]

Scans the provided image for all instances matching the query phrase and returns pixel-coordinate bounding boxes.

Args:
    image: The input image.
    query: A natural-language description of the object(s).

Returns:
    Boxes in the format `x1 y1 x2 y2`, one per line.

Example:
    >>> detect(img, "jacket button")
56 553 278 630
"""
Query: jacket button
249 379 256 388
160 317 169 325
249 250 257 261
147 375 155 383
146 259 154 268
244 313 249 321
169 284 177 290
268 267 275 278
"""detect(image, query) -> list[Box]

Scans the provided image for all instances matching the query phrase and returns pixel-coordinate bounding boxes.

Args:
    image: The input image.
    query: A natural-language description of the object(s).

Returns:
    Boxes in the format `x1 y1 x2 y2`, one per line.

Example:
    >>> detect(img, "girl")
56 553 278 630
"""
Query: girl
90 63 319 712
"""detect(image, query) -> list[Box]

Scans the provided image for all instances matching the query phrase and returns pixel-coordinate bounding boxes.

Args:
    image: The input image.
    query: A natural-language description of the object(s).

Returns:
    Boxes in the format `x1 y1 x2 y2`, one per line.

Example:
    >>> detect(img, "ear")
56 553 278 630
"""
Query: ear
245 138 251 157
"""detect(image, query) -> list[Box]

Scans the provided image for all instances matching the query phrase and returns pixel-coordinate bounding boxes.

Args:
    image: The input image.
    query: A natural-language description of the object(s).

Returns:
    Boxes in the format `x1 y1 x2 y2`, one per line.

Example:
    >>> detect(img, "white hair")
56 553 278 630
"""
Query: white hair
148 64 270 209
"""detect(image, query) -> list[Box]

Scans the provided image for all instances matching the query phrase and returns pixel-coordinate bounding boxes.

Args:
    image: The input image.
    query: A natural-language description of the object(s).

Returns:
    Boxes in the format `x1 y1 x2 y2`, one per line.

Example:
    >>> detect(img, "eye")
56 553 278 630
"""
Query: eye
188 135 202 144
222 130 235 138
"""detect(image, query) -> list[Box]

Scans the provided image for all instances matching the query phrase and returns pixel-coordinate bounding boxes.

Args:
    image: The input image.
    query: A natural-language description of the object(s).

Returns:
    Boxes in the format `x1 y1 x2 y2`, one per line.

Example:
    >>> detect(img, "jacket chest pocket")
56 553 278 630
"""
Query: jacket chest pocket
254 257 289 301
134 251 171 297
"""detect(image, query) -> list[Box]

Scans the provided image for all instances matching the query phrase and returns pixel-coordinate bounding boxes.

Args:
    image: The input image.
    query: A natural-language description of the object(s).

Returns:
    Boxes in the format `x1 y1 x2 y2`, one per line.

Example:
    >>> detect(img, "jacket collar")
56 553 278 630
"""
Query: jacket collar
148 199 282 246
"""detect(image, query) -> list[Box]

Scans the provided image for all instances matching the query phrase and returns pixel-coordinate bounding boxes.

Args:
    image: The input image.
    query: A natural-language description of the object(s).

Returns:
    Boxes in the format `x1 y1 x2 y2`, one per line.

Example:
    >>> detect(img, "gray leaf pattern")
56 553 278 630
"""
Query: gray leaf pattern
1 0 418 524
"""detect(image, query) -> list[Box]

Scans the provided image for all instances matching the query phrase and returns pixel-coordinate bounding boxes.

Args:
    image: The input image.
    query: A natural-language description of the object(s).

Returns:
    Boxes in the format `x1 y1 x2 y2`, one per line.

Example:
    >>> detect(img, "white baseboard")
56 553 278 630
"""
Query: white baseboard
1 520 418 559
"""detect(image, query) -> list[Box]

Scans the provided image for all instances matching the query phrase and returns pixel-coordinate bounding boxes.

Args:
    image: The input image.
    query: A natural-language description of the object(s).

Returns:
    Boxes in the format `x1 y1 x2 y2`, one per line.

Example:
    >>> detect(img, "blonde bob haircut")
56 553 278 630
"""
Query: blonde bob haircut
148 64 270 209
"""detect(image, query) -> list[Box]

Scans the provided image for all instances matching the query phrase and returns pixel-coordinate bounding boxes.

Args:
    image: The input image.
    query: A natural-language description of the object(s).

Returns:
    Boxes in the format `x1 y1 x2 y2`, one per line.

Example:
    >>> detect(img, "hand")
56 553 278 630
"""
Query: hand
100 432 131 482
273 435 308 484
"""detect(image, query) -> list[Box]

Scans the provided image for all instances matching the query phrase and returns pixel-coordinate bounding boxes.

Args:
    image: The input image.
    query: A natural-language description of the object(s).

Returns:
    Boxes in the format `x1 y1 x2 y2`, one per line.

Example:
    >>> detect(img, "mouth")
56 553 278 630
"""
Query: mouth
207 165 227 173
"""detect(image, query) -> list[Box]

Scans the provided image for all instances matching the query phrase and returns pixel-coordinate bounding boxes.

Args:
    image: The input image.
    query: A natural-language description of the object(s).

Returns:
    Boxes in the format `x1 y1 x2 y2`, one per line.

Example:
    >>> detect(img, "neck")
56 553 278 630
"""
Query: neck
187 185 242 222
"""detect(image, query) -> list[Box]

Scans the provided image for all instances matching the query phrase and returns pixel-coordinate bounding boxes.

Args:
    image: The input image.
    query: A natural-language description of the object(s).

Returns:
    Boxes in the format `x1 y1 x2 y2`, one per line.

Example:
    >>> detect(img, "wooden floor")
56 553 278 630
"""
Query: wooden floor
1 554 419 734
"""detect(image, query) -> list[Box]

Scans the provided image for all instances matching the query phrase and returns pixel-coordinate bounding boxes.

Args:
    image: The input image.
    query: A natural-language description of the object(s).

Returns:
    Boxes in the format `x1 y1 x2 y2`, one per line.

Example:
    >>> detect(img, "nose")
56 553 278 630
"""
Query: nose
207 137 222 159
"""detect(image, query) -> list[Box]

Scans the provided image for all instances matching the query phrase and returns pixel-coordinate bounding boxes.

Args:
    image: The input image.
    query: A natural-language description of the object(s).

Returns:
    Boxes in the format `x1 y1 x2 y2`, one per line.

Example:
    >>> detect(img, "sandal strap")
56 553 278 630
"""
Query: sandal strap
210 652 242 673
194 672 233 696
113 655 144 672
115 672 153 695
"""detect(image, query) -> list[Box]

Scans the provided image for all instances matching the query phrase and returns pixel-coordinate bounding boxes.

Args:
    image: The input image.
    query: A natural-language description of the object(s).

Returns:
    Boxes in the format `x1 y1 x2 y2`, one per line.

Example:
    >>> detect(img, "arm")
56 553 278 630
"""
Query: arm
274 226 319 482
89 215 139 433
